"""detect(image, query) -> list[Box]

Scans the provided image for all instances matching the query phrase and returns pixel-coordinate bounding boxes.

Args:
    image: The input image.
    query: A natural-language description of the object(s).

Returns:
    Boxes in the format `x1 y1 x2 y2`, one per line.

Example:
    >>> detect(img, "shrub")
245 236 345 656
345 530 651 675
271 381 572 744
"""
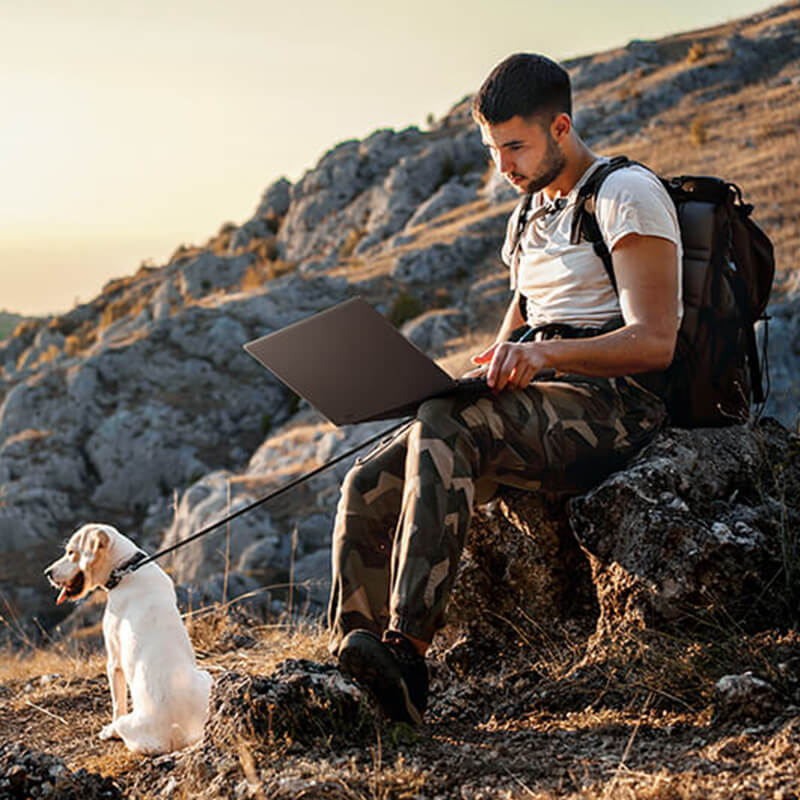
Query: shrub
64 335 82 357
240 259 297 292
389 292 423 327
690 116 708 146
687 41 706 63
338 228 364 259
99 298 131 329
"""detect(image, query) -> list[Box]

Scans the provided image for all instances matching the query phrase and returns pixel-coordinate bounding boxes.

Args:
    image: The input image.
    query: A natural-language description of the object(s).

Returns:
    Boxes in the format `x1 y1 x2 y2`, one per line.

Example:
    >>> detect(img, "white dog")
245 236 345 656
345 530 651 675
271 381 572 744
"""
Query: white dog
45 523 213 754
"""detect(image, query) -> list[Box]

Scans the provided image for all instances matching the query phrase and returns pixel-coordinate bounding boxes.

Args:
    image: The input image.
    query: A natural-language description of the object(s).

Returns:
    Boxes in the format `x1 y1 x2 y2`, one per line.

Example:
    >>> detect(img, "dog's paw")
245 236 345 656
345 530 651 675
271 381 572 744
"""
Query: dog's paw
99 723 120 741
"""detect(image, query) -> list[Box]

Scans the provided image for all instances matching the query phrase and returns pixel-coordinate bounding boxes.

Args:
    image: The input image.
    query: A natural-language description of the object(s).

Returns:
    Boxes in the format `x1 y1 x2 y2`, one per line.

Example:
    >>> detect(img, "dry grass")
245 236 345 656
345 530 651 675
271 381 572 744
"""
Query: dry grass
240 259 298 291
2 599 797 799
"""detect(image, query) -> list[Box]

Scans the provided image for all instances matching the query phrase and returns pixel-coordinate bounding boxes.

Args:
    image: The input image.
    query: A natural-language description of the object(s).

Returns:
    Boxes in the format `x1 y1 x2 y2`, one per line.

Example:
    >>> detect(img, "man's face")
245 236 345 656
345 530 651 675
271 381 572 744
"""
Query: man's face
480 114 566 194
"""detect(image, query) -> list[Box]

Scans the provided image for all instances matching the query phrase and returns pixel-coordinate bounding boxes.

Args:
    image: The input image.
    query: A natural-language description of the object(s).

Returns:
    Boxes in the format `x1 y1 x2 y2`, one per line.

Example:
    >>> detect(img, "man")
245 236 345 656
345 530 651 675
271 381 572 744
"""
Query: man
328 53 682 724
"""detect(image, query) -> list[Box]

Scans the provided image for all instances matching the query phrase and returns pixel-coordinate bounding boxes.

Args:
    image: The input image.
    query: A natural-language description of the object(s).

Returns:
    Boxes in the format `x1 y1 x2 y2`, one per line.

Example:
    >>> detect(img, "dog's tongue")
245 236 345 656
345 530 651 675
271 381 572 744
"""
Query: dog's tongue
56 586 68 605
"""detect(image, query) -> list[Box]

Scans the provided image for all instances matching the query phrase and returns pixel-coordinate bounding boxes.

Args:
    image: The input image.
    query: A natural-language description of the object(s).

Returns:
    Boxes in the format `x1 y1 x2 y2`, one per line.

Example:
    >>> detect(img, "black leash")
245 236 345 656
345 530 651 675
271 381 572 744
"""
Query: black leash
114 416 414 582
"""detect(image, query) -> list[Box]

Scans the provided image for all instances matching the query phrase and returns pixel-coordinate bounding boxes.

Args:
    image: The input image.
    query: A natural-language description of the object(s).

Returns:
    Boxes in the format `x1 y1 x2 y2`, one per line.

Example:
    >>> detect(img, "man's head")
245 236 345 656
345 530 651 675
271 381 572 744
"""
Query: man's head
473 54 573 195
472 53 572 128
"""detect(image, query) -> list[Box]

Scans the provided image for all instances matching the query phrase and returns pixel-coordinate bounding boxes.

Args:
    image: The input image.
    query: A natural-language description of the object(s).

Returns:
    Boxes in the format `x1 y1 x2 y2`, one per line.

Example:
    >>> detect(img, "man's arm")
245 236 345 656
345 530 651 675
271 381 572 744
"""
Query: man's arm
480 233 679 391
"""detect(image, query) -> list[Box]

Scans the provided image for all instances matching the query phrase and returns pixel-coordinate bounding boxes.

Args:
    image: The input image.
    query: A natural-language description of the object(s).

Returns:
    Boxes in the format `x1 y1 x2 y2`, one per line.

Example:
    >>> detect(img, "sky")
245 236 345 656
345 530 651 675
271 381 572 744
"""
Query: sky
0 0 776 317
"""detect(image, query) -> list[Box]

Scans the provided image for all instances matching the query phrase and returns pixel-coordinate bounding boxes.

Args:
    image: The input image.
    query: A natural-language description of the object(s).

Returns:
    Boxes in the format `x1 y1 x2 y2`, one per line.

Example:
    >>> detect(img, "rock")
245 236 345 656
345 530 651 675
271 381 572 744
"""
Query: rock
402 309 467 354
357 132 486 253
176 251 255 299
391 234 500 285
206 661 377 748
567 420 799 650
254 177 292 220
0 743 121 799
713 672 786 723
445 490 595 667
761 298 800 430
405 178 479 228
290 547 331 612
226 218 274 254
442 419 799 666
150 277 180 320
480 168 517 204
160 470 285 586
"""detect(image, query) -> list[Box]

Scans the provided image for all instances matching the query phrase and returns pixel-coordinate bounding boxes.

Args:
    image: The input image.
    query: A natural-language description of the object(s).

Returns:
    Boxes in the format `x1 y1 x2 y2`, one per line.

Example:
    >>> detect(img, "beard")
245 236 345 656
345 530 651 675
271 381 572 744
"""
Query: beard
511 133 567 194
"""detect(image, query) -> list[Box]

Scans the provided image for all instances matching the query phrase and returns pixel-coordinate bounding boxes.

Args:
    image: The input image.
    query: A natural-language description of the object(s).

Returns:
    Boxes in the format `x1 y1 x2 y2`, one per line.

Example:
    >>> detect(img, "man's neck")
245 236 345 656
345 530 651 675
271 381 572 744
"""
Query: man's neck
543 141 598 200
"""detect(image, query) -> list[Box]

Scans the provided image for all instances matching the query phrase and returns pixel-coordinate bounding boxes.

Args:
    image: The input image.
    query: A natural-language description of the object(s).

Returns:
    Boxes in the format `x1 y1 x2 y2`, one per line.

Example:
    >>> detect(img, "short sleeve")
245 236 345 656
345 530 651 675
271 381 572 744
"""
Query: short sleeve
595 167 680 251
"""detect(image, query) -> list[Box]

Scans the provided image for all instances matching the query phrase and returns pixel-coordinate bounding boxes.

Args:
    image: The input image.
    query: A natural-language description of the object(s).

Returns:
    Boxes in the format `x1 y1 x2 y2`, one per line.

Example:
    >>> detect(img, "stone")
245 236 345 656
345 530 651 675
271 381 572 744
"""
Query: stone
402 309 467 354
405 178 480 228
568 420 799 650
206 661 378 748
713 672 786 723
254 176 292 219
391 234 500 285
176 251 255 299
446 490 595 665
760 298 800 430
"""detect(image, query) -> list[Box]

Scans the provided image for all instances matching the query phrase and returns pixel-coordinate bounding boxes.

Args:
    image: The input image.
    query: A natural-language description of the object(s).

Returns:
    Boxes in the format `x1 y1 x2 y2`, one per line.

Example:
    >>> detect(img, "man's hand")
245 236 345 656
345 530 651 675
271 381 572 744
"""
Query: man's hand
471 341 549 391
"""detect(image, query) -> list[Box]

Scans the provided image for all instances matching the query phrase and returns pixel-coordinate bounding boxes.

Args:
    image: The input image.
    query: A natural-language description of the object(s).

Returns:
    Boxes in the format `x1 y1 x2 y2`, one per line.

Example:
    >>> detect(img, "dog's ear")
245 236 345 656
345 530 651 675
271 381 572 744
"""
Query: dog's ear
88 528 110 560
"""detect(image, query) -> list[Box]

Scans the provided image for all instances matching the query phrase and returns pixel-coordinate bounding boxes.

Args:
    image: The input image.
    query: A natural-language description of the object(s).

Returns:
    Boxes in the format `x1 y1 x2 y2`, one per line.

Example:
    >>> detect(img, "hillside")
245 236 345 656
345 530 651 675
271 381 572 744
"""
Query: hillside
1 3 800 798
0 313 25 342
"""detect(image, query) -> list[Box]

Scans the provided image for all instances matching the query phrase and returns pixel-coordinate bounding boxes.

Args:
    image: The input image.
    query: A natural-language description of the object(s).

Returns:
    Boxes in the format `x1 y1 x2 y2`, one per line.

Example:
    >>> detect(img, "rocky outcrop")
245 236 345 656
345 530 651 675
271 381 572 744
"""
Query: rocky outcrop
761 297 800 429
570 419 798 647
447 419 798 661
0 274 352 634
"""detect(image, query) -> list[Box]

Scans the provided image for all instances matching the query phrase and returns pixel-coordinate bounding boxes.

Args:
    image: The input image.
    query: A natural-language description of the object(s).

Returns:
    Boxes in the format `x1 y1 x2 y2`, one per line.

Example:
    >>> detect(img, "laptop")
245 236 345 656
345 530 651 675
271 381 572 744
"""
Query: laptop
243 297 490 425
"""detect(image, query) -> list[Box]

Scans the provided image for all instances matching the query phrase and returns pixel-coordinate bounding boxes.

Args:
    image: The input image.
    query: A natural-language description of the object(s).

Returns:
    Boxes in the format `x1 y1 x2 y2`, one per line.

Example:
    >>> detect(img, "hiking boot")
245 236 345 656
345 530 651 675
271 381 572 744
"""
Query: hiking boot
337 629 428 724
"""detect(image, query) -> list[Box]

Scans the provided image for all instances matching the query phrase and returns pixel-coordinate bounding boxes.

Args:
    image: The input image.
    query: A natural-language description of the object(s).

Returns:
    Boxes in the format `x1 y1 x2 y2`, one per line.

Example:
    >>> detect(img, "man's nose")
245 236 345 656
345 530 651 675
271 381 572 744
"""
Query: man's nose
498 151 514 175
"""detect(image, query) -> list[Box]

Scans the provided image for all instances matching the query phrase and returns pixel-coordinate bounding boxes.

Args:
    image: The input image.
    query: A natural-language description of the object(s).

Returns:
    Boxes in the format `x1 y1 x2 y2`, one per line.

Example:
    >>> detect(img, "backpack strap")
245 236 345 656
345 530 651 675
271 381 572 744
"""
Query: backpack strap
569 155 639 295
509 192 534 320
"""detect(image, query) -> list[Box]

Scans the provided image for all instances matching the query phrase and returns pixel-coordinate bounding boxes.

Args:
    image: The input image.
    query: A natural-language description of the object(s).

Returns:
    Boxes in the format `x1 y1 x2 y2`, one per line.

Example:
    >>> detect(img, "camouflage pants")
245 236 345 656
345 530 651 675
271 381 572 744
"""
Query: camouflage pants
327 375 666 654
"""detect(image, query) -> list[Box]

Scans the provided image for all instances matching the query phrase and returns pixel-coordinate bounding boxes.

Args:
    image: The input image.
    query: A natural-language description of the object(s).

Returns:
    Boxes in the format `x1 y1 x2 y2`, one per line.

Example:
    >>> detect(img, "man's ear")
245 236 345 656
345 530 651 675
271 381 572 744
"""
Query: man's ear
88 528 110 560
551 112 571 142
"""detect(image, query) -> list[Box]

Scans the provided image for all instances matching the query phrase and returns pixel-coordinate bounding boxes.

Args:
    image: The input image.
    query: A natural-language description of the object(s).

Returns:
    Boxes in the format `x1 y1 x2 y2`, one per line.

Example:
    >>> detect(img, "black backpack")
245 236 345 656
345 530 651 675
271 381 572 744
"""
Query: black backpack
571 156 775 428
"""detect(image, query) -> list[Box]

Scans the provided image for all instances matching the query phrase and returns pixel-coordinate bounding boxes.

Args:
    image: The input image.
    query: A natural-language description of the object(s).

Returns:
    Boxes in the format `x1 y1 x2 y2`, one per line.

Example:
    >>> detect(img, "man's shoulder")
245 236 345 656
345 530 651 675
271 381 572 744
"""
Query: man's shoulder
595 161 665 200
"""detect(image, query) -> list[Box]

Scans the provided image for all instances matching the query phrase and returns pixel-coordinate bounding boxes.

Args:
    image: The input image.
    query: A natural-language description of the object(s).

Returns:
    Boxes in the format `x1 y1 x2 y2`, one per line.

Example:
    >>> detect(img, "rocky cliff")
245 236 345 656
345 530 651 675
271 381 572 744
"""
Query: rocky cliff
1 1 799 639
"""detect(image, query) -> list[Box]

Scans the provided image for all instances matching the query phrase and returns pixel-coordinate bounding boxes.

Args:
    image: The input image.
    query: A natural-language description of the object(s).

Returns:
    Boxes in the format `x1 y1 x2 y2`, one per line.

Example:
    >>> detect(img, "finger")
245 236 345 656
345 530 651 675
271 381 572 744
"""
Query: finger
471 344 496 364
515 364 536 389
462 365 488 379
490 346 516 392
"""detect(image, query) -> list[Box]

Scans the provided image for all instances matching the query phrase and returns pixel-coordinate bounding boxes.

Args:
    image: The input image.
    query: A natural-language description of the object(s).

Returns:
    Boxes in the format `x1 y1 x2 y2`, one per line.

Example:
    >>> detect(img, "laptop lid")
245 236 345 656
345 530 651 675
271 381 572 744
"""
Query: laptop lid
243 297 460 425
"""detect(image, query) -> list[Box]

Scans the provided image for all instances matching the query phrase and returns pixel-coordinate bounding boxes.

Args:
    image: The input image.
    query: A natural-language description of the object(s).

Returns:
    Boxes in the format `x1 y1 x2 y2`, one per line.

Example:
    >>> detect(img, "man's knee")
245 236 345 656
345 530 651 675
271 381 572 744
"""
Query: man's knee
416 397 458 432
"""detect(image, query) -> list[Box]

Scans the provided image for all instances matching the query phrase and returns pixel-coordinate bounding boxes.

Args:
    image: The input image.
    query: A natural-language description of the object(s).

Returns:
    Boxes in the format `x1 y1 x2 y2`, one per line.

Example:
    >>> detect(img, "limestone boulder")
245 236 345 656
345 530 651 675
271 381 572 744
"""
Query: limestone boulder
176 251 255 300
446 419 798 662
254 176 292 220
402 309 467 354
568 419 798 646
391 234 501 285
761 297 800 430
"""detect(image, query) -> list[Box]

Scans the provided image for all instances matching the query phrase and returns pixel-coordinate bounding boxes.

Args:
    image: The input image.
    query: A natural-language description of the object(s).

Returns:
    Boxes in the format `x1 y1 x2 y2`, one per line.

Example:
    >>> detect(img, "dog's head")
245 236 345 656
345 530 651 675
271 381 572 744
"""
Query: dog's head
44 523 122 604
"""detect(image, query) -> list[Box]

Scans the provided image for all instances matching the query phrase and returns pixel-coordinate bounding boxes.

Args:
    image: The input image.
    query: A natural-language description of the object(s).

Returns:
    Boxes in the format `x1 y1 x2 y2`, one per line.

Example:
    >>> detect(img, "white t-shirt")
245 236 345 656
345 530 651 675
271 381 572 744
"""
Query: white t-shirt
500 159 683 328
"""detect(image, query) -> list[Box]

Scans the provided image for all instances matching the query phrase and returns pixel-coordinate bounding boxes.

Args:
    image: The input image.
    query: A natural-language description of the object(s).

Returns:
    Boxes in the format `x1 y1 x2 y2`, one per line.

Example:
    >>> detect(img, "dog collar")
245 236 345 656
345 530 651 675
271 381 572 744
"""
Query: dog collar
105 551 149 591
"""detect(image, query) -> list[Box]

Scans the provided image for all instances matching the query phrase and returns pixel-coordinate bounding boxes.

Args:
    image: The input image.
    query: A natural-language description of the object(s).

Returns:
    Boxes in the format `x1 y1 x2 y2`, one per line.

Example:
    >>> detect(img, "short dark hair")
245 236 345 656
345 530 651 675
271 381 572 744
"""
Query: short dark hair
472 53 572 125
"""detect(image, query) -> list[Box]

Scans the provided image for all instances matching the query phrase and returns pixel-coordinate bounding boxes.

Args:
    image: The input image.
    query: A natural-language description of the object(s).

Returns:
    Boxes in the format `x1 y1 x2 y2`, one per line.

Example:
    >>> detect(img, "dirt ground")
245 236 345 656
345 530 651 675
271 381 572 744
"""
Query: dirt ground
2 615 799 800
